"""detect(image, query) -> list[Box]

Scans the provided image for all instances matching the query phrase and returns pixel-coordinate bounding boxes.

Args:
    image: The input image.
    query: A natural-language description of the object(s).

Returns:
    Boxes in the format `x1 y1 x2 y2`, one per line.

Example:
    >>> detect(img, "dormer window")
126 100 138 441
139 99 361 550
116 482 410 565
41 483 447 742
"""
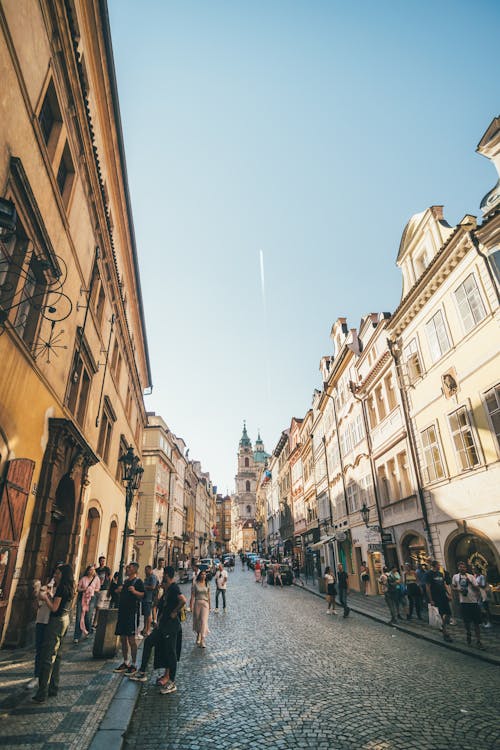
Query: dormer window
414 249 430 277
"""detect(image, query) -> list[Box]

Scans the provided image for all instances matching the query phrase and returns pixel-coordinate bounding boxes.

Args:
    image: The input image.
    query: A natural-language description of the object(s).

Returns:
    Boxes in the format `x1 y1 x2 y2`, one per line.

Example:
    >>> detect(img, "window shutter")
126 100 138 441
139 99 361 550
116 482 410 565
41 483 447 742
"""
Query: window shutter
0 459 35 543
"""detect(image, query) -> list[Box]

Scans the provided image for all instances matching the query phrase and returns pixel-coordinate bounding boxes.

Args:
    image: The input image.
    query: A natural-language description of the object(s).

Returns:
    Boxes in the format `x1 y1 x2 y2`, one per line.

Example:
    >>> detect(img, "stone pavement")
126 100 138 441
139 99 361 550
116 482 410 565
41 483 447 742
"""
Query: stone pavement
0 623 128 749
124 568 500 750
295 575 500 665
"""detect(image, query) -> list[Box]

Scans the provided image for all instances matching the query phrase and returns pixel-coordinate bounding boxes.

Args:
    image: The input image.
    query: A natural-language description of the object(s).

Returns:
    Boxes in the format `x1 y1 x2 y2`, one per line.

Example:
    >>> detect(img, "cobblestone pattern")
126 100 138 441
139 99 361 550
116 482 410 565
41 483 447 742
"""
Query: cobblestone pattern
0 629 123 749
125 569 500 750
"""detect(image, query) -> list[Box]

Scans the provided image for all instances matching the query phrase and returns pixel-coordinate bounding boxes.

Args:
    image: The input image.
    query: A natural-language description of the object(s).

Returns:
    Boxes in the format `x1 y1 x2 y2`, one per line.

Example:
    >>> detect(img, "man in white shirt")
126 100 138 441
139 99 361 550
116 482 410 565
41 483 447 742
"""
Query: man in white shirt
452 560 484 650
214 563 228 612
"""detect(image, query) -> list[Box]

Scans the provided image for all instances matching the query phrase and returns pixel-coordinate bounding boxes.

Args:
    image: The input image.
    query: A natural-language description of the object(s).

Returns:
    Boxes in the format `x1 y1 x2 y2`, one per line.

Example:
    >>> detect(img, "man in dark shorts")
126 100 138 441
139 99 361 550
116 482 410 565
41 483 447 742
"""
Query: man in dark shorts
425 560 453 642
452 560 485 650
113 562 144 675
129 566 186 694
142 565 158 637
337 563 350 617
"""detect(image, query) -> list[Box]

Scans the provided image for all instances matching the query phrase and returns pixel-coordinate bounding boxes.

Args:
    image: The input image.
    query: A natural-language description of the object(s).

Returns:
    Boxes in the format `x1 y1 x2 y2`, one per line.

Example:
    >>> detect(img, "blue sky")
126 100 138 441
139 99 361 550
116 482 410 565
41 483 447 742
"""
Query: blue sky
108 0 500 493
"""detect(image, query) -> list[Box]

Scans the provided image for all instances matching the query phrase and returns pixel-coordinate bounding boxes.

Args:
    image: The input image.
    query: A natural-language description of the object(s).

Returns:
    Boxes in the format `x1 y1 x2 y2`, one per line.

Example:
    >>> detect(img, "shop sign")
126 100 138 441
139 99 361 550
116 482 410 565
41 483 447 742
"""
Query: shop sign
381 532 393 543
368 543 383 552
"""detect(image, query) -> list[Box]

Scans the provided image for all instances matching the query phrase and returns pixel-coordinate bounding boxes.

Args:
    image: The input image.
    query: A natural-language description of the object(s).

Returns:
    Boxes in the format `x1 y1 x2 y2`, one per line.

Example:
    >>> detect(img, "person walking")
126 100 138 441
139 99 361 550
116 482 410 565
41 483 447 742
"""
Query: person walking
337 563 350 617
474 566 492 628
452 561 485 650
113 562 145 675
378 567 398 624
29 565 59 689
214 562 228 612
425 560 453 643
152 557 165 625
272 559 283 588
142 565 158 637
130 566 186 693
190 570 211 648
73 564 100 644
403 563 422 620
32 564 74 703
324 566 337 615
360 561 370 595
254 559 262 583
292 557 304 587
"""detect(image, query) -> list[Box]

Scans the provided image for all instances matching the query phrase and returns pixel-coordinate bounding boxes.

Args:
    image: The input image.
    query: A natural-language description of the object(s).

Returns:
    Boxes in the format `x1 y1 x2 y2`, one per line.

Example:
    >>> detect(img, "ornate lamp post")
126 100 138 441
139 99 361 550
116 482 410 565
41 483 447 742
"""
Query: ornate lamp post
360 502 370 528
154 517 164 567
118 446 143 583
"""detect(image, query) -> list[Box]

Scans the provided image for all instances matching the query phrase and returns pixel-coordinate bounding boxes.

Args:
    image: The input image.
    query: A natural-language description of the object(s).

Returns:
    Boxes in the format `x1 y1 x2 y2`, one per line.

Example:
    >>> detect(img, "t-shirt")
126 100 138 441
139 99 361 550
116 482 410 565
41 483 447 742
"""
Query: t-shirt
51 583 72 617
118 577 144 616
425 569 450 602
452 573 481 605
214 569 228 590
96 565 111 590
143 573 158 603
160 582 182 622
337 571 348 590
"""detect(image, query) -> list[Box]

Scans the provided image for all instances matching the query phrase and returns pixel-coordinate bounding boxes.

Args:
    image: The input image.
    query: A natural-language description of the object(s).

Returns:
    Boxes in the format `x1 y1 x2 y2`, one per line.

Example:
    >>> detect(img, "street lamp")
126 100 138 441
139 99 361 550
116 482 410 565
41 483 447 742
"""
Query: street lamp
360 502 370 527
118 445 143 583
154 517 164 567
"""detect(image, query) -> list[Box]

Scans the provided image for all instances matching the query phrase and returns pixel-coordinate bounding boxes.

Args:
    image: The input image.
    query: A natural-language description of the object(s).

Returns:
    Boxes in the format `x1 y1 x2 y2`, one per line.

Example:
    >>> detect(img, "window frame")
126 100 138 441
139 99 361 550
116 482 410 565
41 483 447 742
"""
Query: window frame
447 404 482 473
420 423 446 484
453 272 487 334
425 309 452 363
482 383 500 456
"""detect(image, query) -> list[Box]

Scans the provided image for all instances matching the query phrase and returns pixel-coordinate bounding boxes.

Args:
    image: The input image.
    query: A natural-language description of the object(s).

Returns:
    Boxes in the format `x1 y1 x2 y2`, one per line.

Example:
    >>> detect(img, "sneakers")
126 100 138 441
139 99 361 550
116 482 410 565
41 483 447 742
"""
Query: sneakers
26 677 38 690
125 664 137 675
326 610 332 614
129 670 147 682
343 607 350 618
160 680 177 694
113 662 129 673
73 638 79 644
483 622 493 629
331 610 338 615
214 608 219 613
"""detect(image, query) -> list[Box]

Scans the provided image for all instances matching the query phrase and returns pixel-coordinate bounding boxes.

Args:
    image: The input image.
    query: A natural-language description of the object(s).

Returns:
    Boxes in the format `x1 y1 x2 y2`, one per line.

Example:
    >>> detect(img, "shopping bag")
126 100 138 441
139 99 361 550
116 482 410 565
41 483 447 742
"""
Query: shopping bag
428 604 441 628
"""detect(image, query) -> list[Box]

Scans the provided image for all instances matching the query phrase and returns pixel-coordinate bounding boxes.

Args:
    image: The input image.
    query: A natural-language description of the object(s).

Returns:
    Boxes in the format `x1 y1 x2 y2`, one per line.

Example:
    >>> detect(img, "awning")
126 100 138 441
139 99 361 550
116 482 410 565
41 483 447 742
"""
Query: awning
309 536 334 550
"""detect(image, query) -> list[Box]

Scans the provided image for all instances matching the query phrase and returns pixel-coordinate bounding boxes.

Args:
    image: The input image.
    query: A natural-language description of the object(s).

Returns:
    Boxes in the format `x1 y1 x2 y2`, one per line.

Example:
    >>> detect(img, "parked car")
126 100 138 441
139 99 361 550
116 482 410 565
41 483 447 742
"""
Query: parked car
200 558 216 575
223 555 235 568
267 563 293 586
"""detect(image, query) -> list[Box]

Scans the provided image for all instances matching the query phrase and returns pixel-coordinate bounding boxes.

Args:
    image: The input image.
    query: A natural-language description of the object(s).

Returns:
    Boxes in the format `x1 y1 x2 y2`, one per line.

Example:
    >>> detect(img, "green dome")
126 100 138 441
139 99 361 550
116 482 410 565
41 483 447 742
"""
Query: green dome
239 421 252 448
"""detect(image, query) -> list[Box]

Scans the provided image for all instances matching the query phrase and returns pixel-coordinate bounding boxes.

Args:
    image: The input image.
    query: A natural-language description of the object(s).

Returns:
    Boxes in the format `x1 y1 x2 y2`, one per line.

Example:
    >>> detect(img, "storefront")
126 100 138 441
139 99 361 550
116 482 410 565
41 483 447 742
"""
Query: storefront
400 531 429 568
446 529 500 618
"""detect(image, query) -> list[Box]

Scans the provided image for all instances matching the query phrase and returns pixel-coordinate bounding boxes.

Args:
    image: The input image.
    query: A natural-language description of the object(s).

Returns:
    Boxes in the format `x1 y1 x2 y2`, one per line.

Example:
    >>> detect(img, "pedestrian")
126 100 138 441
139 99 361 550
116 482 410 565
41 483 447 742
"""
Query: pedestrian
254 559 262 583
425 560 453 643
214 562 228 612
452 561 485 650
142 565 158 637
337 563 350 617
29 565 59 689
113 562 145 675
152 557 165 625
272 559 283 588
474 566 492 629
93 555 112 626
73 564 100 644
108 571 120 608
403 562 422 620
32 563 74 703
378 567 398 624
324 566 337 615
190 570 211 647
415 562 428 604
360 561 370 595
129 566 186 694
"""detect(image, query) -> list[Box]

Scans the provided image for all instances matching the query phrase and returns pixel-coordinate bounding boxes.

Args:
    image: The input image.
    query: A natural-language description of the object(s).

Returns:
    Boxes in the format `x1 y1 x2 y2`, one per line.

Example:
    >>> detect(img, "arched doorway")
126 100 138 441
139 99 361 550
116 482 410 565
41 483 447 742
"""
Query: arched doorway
447 531 499 584
107 520 118 572
400 531 429 568
46 473 76 575
80 507 101 573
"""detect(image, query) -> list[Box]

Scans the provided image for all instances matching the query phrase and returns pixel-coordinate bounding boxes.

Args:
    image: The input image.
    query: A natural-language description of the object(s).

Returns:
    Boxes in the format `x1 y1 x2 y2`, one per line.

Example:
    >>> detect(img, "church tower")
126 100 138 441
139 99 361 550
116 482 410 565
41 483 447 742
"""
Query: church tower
232 423 270 552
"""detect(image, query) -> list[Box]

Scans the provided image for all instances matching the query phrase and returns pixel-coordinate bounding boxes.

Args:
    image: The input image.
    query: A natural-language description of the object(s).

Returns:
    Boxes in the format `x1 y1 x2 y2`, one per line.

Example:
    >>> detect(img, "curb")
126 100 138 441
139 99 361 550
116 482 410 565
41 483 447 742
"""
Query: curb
293 582 500 667
88 642 144 750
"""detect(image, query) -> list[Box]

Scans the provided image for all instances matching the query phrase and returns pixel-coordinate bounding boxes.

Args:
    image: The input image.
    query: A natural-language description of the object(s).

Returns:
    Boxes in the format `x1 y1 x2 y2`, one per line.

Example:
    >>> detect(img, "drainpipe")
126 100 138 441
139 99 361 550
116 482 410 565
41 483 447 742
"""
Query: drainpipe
322 390 349 569
470 232 500 305
387 338 435 558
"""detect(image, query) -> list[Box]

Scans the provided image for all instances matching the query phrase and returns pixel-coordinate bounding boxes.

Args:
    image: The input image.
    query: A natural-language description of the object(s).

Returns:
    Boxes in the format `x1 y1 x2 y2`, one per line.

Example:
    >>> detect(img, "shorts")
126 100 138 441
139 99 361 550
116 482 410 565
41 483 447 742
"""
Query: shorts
115 613 136 636
361 574 370 582
142 601 152 617
461 603 482 625
435 598 451 617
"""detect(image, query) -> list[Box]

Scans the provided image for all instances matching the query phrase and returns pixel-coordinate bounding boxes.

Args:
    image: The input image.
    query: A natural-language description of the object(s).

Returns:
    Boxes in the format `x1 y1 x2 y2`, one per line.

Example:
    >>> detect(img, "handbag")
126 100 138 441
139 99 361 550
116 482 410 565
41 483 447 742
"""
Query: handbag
427 603 441 628
179 606 187 622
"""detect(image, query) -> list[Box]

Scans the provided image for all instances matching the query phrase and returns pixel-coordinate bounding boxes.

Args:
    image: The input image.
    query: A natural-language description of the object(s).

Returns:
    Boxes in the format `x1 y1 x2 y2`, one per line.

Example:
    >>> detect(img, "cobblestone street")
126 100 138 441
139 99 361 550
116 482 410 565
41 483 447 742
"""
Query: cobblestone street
125 569 500 750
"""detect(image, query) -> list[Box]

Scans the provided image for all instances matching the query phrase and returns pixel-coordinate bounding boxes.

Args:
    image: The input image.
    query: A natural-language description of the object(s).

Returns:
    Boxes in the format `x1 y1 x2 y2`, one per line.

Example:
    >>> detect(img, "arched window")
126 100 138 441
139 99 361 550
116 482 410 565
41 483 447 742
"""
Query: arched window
244 458 249 467
245 480 250 492
246 505 251 515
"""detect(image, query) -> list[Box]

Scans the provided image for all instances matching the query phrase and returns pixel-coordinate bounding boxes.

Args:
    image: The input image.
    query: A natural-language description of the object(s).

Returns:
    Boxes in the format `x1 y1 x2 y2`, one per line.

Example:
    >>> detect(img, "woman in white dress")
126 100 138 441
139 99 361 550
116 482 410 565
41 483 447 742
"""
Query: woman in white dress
190 570 211 648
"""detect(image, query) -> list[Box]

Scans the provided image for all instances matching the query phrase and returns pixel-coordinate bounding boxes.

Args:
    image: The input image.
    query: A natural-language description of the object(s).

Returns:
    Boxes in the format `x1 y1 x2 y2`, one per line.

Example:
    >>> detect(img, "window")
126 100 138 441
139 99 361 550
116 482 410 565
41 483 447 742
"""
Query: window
489 249 500 285
377 466 390 505
448 407 480 471
368 395 377 429
484 384 500 450
346 483 359 514
125 387 133 421
426 310 451 362
38 79 62 155
385 374 397 411
245 481 251 492
375 384 387 421
56 142 75 207
396 452 411 497
454 274 486 333
404 339 422 383
97 408 114 464
244 457 249 467
421 425 445 483
67 352 92 427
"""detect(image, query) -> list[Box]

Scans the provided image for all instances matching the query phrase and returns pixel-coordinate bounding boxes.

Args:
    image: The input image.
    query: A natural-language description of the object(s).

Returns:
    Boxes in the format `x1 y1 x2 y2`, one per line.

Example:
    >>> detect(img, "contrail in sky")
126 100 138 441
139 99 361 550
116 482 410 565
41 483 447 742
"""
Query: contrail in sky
259 249 272 402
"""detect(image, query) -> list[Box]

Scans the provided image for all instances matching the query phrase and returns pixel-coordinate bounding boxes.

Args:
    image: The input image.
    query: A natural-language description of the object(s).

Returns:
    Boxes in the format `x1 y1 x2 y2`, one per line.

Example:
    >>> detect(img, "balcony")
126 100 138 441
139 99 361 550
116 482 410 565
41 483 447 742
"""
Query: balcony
370 406 403 452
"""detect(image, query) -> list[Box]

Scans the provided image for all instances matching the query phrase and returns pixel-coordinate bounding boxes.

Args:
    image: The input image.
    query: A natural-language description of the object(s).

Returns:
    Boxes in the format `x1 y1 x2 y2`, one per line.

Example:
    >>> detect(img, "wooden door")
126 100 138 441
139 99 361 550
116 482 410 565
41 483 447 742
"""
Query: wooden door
0 459 35 636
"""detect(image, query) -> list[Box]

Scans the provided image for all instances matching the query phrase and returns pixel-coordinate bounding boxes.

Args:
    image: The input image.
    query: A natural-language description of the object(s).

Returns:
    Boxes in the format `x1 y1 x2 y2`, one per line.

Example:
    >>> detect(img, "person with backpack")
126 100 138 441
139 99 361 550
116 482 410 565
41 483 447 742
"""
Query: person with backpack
378 566 398 624
452 561 485 650
73 564 100 644
425 560 453 643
